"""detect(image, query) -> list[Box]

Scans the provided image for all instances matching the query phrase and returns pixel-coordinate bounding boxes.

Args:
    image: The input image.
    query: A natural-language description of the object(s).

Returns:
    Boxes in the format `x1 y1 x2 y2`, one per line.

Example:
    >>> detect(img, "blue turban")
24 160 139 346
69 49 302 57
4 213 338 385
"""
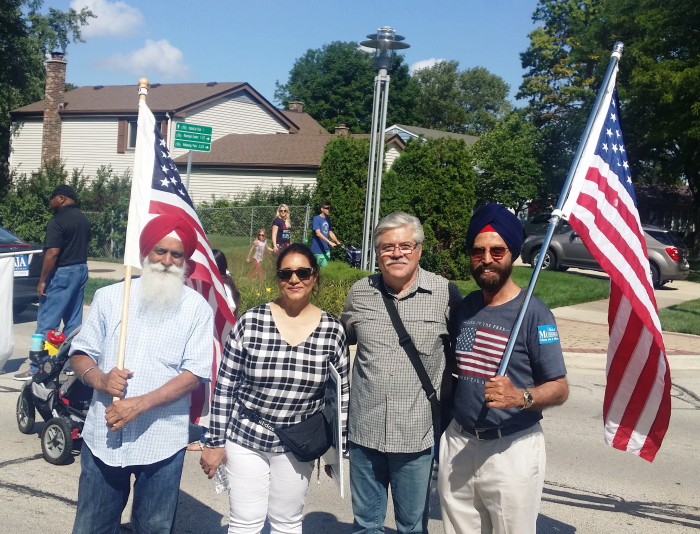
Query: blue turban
465 203 525 258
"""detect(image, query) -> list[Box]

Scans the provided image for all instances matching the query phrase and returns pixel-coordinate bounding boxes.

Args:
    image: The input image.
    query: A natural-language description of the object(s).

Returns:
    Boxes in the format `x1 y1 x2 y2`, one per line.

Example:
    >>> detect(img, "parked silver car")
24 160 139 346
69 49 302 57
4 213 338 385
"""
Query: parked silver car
520 222 690 288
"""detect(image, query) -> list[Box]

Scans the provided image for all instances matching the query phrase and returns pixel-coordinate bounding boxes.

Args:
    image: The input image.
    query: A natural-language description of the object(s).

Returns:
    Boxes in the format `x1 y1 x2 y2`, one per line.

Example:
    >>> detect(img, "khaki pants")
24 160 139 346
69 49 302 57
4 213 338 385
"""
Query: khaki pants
437 420 546 534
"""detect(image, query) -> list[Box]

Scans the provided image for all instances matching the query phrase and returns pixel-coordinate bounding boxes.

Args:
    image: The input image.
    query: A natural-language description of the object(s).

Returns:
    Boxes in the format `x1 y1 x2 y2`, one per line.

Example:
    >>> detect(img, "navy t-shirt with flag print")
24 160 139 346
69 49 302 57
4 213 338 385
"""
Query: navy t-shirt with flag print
450 289 567 432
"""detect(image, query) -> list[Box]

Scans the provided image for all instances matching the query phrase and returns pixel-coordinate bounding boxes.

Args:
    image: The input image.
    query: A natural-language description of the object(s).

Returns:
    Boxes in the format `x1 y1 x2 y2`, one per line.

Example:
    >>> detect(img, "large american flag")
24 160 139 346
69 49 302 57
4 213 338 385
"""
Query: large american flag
560 65 671 461
124 98 236 426
455 325 509 380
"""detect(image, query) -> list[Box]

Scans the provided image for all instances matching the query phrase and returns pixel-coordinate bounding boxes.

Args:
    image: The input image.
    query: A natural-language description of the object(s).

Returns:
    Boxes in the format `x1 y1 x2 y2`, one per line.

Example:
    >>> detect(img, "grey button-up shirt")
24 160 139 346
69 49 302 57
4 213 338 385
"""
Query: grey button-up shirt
340 267 462 453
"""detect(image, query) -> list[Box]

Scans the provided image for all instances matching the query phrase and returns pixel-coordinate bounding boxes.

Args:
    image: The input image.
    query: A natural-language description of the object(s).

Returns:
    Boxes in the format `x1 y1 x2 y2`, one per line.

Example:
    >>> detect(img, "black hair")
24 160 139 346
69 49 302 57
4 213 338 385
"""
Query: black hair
212 249 241 316
276 243 319 271
276 243 320 290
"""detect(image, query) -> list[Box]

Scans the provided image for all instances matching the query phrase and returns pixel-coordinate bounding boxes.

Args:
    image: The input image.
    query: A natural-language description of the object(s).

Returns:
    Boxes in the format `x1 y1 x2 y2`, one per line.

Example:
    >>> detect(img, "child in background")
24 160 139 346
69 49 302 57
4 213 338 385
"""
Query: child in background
246 229 273 279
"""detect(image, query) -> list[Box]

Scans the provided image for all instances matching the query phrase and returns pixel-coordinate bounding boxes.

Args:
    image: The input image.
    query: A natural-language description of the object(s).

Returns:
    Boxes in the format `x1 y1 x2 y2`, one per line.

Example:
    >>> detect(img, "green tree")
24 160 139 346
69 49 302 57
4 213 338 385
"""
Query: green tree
274 41 418 133
0 0 93 193
519 0 700 250
312 135 371 247
413 61 511 135
382 137 477 278
470 112 544 212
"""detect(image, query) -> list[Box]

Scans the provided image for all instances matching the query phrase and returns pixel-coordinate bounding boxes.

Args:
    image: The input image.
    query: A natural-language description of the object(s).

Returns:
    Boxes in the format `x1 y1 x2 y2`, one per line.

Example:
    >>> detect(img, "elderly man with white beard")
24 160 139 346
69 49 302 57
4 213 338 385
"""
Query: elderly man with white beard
68 214 214 534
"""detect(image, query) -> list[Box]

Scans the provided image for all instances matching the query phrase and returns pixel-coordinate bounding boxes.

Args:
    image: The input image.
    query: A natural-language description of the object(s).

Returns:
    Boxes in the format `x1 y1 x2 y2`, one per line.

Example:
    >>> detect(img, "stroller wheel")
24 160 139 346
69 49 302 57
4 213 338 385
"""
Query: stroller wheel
41 417 74 465
16 387 35 434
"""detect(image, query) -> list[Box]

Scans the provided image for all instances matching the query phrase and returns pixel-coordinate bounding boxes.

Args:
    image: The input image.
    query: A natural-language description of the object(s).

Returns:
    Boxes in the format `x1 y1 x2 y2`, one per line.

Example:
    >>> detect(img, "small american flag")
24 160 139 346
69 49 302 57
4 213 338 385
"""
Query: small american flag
124 99 236 426
561 64 671 461
455 325 509 380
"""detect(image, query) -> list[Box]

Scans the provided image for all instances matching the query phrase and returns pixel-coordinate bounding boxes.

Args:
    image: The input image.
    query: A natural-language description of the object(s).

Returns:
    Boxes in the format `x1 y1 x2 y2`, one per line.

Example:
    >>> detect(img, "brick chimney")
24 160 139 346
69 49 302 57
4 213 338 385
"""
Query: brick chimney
288 100 304 113
334 124 350 136
41 51 67 168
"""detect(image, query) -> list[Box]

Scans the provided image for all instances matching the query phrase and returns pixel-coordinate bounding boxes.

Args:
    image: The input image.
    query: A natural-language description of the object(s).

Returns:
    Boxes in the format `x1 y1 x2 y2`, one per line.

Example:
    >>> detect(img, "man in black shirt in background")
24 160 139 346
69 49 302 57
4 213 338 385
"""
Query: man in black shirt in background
14 184 91 380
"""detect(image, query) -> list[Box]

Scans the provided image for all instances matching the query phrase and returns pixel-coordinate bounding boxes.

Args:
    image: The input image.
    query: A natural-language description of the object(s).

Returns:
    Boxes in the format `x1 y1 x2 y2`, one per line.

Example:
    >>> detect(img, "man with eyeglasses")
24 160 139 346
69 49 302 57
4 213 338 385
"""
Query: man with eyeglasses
67 214 214 534
310 202 341 267
341 212 462 534
438 203 568 534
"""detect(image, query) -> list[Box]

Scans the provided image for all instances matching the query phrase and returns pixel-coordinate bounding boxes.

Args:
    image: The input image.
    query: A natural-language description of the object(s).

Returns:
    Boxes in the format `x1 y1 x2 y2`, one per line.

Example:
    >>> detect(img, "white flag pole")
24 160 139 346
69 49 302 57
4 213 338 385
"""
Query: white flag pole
113 78 149 398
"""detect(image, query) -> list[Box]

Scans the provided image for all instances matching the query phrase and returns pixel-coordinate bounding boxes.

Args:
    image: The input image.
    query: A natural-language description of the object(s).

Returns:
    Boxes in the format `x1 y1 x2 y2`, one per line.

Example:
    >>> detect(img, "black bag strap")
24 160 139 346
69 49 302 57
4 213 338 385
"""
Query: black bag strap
378 288 439 408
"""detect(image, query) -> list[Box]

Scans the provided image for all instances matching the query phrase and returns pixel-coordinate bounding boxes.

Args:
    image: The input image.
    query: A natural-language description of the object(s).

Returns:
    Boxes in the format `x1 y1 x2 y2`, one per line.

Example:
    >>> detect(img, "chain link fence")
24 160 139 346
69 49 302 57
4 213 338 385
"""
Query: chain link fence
198 205 312 245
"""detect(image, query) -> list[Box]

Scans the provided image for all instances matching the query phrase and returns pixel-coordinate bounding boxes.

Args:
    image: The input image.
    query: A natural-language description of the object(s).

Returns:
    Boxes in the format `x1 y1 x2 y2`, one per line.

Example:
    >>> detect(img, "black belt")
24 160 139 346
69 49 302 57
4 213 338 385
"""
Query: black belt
457 423 532 441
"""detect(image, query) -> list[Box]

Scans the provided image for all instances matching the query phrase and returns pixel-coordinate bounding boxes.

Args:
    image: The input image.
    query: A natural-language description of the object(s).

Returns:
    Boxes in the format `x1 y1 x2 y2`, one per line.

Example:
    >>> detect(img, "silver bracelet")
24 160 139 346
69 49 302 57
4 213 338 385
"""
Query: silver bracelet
81 366 97 385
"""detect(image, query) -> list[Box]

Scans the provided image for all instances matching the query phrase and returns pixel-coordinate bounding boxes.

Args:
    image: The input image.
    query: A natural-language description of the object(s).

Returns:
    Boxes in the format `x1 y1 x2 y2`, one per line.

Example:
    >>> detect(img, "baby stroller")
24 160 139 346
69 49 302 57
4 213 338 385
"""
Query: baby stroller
16 327 93 464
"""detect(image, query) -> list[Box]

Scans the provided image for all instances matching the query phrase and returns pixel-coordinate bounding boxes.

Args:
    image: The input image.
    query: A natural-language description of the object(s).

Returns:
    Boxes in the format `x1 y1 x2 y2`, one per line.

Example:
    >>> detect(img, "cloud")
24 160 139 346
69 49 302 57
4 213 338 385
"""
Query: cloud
410 58 446 74
70 0 144 38
99 39 192 80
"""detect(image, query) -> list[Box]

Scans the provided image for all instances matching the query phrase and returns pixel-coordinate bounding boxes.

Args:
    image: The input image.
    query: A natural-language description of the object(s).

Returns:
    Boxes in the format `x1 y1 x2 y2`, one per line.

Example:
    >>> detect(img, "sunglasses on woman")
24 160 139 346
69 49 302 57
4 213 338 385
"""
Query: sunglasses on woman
276 268 315 281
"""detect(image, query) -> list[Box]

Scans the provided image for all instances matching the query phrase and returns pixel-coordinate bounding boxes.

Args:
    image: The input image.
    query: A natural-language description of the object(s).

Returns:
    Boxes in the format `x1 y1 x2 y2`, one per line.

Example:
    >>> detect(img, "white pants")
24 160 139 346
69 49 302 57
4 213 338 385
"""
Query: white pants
437 420 546 534
224 441 314 534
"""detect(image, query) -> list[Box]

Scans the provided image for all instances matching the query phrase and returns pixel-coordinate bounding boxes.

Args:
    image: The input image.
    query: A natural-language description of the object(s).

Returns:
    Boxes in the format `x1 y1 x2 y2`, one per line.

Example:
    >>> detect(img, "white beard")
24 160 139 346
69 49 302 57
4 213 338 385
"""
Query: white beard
139 257 186 311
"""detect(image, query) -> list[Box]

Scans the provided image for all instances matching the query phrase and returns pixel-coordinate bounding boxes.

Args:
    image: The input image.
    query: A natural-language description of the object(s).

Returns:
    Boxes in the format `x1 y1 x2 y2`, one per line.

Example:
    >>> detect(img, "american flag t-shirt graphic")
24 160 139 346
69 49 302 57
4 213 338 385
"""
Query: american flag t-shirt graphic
455 325 509 380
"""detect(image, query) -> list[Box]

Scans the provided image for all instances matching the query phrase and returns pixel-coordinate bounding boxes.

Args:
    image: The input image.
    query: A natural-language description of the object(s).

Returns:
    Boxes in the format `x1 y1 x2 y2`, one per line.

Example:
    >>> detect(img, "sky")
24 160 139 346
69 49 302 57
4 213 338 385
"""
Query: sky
47 0 542 107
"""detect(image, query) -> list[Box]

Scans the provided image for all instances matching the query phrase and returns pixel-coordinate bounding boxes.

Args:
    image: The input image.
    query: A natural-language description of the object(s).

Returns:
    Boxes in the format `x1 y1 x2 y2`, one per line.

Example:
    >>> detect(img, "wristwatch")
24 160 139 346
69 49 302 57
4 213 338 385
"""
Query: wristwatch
520 389 534 410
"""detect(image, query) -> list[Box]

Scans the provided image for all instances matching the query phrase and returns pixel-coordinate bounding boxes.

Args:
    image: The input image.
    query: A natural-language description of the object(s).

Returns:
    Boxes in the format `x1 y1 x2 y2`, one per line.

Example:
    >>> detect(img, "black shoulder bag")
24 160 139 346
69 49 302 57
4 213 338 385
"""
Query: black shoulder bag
236 399 331 463
379 289 451 457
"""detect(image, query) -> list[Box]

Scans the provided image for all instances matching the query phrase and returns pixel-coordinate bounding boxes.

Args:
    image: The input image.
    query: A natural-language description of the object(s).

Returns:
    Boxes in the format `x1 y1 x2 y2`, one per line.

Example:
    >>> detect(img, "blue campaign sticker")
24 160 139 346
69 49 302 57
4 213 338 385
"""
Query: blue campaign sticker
537 324 560 345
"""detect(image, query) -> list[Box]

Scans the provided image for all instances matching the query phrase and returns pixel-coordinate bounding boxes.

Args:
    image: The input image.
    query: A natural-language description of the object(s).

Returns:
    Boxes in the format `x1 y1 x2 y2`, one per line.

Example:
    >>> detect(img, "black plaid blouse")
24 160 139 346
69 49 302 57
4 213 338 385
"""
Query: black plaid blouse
207 303 349 453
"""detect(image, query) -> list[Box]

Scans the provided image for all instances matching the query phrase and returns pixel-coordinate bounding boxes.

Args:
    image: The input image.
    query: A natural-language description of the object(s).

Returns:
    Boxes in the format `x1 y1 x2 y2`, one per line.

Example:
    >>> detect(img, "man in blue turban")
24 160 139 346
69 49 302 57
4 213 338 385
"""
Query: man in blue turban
438 202 569 534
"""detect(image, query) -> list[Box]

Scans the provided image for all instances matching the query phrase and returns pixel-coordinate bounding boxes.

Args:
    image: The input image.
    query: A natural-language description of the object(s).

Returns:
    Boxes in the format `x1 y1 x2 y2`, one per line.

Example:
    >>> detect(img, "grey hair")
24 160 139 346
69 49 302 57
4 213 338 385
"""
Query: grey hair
373 212 424 246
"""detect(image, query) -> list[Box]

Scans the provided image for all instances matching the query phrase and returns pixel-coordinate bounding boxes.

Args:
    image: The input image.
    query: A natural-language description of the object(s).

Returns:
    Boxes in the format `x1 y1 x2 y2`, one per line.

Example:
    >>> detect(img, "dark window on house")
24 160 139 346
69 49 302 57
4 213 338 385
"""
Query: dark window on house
127 121 138 149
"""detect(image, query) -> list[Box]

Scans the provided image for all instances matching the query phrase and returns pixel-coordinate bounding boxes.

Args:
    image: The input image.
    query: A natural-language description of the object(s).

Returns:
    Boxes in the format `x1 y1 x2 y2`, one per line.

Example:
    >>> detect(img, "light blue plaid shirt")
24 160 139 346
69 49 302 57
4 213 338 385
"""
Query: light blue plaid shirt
70 279 213 467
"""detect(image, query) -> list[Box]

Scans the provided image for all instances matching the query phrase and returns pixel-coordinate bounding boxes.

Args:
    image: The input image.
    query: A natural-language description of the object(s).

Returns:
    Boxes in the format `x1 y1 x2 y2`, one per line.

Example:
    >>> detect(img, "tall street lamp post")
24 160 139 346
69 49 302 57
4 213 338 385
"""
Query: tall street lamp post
360 27 410 271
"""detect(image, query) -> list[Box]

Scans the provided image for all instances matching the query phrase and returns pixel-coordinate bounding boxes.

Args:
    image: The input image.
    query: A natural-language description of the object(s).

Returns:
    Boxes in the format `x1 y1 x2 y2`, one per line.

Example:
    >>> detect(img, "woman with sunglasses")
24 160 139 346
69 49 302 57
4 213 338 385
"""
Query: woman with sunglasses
201 243 349 534
271 204 292 253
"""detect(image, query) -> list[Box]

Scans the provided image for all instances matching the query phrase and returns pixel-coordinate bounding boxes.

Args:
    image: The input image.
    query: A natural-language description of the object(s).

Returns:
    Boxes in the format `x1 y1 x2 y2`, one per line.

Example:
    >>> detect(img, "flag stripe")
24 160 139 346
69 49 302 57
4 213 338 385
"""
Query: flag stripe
560 66 670 461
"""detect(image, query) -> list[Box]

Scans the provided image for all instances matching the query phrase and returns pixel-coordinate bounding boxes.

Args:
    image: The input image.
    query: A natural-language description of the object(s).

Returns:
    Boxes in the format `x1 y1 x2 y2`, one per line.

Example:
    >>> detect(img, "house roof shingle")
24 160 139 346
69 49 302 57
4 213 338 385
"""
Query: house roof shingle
174 133 332 170
280 111 330 136
390 124 479 145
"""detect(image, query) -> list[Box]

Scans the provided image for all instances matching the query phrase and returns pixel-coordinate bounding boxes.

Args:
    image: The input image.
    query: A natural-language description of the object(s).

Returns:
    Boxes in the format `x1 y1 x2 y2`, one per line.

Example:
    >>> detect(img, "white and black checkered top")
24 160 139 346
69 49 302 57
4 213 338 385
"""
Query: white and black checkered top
207 303 349 453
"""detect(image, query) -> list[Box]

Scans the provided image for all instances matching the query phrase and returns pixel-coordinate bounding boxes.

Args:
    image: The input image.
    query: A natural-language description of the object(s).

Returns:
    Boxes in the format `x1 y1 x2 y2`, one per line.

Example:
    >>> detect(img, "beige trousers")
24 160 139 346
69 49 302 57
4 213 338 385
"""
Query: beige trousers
437 420 546 534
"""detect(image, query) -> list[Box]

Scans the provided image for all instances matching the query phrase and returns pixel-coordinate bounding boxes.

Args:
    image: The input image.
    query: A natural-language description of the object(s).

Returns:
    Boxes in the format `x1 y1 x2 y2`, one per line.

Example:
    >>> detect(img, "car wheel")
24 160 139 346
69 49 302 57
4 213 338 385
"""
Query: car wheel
649 263 663 289
41 417 74 465
16 387 35 434
532 248 557 271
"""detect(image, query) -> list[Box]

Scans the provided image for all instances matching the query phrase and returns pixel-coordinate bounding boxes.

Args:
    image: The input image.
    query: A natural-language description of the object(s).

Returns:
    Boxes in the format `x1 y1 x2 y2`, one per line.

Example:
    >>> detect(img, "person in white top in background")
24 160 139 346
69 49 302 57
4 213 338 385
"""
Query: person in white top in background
246 228 273 279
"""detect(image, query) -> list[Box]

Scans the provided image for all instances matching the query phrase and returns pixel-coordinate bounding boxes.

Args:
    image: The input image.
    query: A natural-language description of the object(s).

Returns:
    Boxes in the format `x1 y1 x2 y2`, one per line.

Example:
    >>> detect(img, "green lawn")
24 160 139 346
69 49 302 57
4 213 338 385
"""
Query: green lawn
659 298 700 336
453 266 611 309
85 258 700 337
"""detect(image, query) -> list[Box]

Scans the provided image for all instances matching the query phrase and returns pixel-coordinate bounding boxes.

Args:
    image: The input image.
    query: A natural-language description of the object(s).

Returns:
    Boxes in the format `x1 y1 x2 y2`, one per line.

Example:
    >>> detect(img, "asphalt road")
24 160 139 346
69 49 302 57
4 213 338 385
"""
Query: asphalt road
2 302 700 533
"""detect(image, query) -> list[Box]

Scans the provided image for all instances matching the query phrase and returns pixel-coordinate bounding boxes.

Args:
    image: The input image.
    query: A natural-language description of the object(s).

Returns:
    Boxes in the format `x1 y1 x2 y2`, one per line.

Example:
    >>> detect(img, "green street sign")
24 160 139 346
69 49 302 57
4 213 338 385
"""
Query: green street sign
174 122 213 152
174 139 211 152
175 122 212 135
174 131 212 143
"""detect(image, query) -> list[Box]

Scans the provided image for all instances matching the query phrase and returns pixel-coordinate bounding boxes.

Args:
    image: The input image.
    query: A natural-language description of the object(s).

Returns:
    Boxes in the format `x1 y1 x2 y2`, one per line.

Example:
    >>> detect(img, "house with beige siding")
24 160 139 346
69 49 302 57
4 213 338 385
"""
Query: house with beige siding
9 55 407 203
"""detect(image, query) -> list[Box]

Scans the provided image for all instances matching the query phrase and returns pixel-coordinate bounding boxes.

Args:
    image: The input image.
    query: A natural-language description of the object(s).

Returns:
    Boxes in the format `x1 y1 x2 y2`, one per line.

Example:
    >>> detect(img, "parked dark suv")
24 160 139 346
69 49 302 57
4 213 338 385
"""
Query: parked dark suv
0 226 43 313
520 222 690 288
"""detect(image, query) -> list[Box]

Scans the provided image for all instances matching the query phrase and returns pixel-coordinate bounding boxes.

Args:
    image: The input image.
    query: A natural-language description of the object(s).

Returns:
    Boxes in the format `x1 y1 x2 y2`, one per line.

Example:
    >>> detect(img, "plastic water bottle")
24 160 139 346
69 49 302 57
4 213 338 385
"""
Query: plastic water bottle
213 464 230 494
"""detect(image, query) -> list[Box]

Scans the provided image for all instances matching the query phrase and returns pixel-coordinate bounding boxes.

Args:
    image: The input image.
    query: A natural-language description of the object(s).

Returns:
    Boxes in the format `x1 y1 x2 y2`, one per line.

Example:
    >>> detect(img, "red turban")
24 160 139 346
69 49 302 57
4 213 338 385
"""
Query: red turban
139 214 198 260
